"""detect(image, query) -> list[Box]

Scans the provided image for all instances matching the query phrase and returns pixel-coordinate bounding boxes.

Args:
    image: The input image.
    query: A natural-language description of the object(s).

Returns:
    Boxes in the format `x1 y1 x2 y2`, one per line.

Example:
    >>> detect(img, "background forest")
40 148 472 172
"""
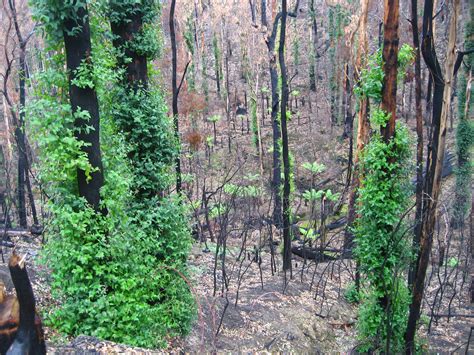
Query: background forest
0 0 472 353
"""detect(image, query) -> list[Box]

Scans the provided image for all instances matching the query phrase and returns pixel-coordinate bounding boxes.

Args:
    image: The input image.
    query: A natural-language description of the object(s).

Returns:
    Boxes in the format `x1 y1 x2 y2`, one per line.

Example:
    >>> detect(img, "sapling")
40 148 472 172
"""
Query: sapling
207 114 221 144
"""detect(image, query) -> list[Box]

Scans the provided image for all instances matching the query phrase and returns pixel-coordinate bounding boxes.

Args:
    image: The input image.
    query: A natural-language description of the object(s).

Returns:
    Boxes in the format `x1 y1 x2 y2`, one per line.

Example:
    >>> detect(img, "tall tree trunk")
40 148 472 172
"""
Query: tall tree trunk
342 63 352 139
8 0 30 228
170 0 182 194
63 1 105 213
452 2 473 228
408 0 424 289
380 0 400 142
279 0 291 273
343 0 370 254
213 34 221 99
16 47 27 228
249 0 256 24
309 0 317 92
265 12 283 228
261 0 267 27
405 0 459 351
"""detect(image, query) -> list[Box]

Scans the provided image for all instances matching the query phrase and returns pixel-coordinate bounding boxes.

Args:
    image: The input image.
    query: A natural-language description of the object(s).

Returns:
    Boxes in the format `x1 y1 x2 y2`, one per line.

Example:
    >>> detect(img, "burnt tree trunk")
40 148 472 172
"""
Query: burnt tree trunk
170 0 182 194
3 253 46 354
279 0 291 273
405 0 459 352
7 0 37 228
63 1 105 213
408 0 424 289
342 63 352 139
261 0 267 27
15 48 27 229
309 0 317 92
264 9 283 228
249 0 256 24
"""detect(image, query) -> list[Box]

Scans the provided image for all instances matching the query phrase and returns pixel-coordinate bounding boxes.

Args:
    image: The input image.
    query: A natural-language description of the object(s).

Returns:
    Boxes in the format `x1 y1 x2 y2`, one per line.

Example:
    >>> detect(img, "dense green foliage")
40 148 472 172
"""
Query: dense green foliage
354 44 415 102
29 0 194 348
355 124 412 352
353 44 414 352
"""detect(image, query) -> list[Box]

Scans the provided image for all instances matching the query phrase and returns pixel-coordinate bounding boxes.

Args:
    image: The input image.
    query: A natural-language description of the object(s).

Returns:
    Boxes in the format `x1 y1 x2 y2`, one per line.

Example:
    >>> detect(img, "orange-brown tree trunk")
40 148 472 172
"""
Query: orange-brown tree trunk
380 0 400 142
344 0 370 254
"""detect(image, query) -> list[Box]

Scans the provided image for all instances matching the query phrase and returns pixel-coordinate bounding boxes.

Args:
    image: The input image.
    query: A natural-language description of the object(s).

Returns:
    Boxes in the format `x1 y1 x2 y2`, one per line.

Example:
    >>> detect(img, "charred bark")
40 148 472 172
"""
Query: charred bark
309 0 318 92
405 0 459 351
110 5 148 89
0 253 46 354
265 12 282 228
261 0 267 27
63 1 105 213
279 0 291 273
408 0 424 289
170 0 182 194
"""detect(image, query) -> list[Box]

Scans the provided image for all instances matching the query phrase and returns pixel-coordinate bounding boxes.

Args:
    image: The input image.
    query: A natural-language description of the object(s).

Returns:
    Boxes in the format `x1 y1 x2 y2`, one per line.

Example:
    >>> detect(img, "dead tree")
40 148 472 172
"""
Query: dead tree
262 1 283 227
405 0 460 351
262 0 298 228
1 0 38 227
170 0 182 194
408 0 424 288
279 0 291 273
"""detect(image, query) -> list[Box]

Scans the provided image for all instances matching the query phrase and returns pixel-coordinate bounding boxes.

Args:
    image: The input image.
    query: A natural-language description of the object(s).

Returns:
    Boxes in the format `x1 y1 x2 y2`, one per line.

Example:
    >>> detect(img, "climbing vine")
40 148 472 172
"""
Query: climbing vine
353 44 414 352
29 0 194 348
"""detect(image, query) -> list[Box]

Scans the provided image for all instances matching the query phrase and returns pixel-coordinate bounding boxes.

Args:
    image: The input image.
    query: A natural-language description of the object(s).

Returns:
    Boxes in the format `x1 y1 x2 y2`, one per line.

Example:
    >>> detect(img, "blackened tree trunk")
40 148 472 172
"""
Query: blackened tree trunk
249 0 256 25
342 63 352 140
63 1 105 213
14 59 26 226
170 0 182 194
213 34 221 99
261 0 267 27
264 9 283 228
405 0 459 351
408 0 424 289
6 252 46 354
309 0 317 92
16 48 27 228
7 0 36 228
279 0 291 273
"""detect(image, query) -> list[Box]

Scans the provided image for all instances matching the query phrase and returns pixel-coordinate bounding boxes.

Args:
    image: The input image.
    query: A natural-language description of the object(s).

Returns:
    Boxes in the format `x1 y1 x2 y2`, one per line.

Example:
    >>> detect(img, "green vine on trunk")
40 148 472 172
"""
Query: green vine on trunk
29 0 194 348
353 44 414 352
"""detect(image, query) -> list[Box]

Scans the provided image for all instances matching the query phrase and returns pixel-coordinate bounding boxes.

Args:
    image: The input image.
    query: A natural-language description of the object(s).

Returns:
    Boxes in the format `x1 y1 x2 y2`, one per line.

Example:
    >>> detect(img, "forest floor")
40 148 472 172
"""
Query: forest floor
1 216 472 353
1 88 472 353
